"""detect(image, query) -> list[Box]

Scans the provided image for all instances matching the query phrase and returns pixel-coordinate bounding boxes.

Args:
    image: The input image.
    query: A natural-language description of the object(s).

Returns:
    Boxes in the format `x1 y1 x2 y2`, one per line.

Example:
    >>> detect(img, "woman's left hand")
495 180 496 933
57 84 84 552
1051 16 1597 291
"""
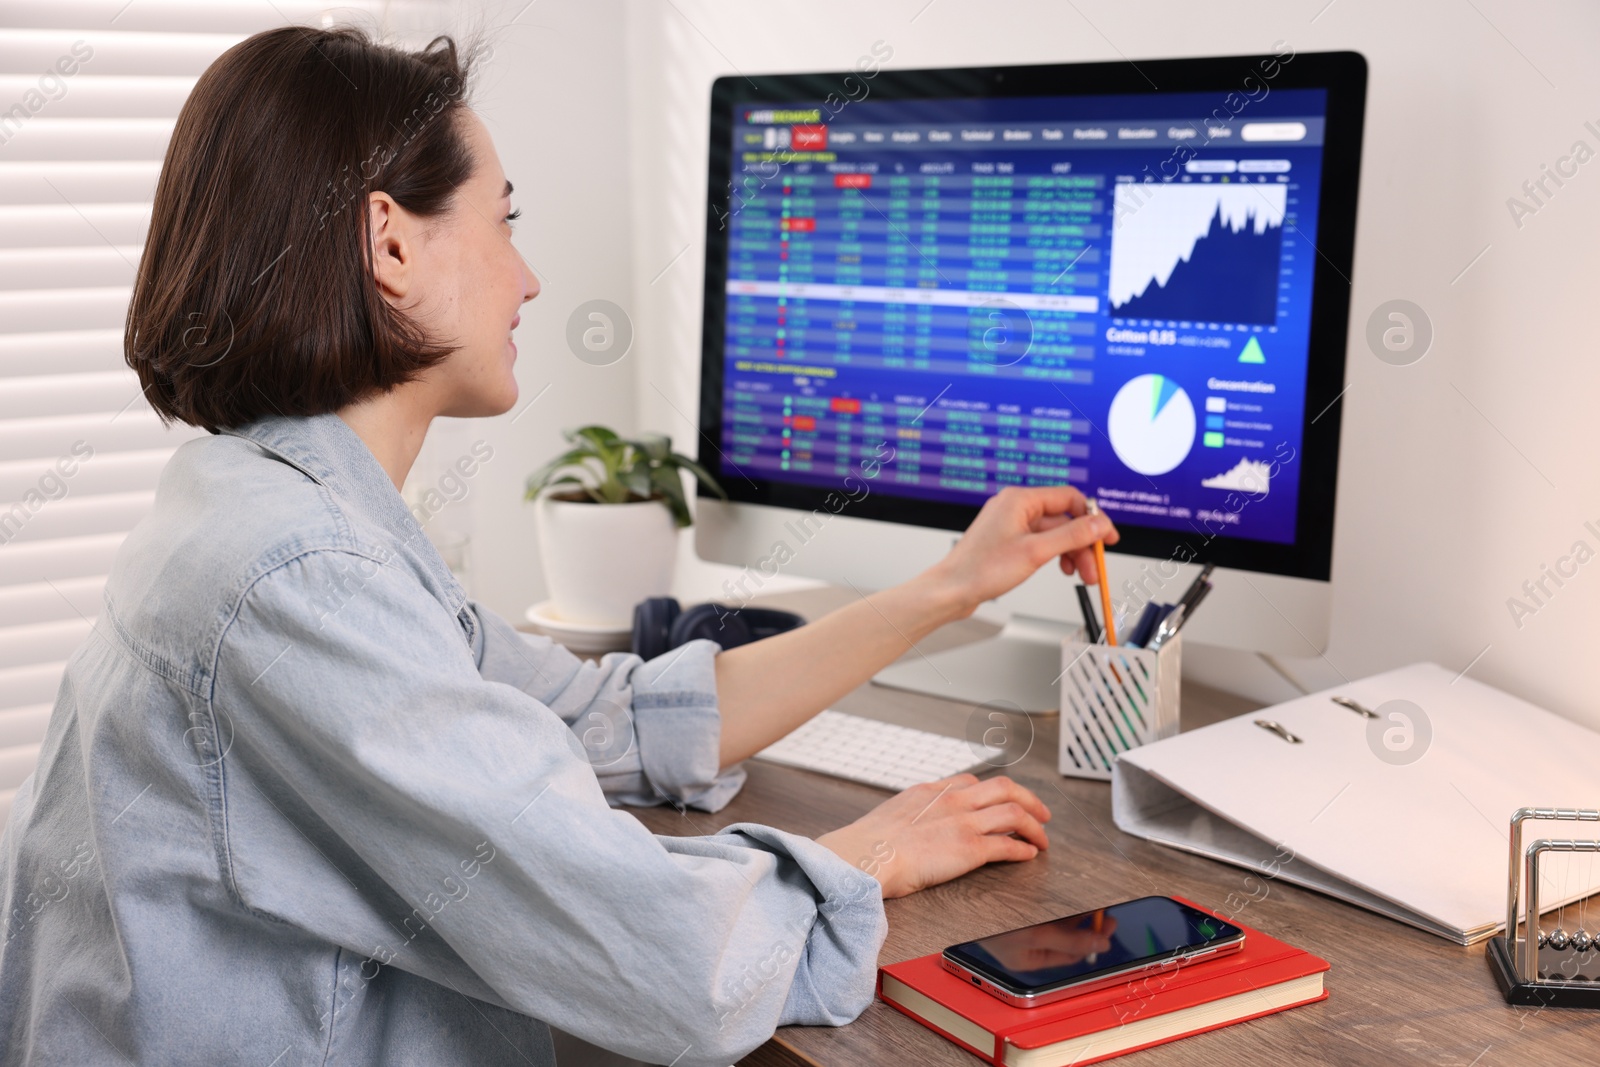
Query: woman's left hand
923 485 1118 618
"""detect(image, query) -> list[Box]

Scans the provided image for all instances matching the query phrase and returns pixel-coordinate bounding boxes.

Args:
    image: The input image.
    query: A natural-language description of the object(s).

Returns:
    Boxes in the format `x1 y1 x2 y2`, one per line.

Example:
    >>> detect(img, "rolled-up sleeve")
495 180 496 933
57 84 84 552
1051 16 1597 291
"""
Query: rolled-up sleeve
467 601 746 812
212 549 886 1066
714 824 889 1027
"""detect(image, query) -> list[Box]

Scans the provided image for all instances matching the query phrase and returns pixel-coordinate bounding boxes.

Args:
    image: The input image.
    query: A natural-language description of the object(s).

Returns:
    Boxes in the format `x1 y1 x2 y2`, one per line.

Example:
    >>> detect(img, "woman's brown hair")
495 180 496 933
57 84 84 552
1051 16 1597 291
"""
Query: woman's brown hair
126 27 476 432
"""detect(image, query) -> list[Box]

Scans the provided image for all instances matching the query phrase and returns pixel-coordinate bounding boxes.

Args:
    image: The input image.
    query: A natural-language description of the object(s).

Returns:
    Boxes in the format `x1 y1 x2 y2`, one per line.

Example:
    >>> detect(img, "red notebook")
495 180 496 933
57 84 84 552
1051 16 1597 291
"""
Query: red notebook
877 898 1329 1067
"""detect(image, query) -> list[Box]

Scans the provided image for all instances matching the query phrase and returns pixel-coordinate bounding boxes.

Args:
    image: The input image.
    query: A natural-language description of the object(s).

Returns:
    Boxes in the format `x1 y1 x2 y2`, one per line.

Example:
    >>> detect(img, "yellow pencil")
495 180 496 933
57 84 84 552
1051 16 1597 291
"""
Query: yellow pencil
1086 499 1116 646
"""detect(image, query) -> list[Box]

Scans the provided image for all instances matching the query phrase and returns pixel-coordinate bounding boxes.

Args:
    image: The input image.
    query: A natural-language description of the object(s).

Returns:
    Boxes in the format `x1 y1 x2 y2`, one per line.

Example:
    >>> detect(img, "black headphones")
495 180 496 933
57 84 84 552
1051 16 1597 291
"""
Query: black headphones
631 597 805 660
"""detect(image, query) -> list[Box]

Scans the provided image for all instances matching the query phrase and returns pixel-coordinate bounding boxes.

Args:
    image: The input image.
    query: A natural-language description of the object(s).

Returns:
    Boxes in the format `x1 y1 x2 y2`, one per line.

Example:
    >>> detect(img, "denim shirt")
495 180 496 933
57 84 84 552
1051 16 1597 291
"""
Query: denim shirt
0 413 886 1066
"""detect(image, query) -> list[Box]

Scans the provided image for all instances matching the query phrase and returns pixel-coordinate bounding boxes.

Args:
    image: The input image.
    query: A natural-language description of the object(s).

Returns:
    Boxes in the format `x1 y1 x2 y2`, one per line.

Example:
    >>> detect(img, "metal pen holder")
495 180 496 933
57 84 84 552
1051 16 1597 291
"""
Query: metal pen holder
1487 807 1600 1008
1058 634 1182 781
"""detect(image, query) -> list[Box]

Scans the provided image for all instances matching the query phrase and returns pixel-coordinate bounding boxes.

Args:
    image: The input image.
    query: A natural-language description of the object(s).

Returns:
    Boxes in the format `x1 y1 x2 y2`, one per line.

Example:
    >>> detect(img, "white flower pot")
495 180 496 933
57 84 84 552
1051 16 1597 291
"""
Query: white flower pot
534 495 679 626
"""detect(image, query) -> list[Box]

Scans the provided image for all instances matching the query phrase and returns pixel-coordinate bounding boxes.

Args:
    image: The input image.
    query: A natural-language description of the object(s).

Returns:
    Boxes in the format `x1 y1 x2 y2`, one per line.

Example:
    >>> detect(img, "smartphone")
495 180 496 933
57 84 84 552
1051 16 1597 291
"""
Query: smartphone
941 896 1245 1008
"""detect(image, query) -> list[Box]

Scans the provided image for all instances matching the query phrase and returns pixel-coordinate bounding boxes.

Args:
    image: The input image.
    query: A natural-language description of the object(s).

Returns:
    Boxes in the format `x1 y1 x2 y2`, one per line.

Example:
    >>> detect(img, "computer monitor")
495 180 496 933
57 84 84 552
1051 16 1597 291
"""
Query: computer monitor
695 51 1367 710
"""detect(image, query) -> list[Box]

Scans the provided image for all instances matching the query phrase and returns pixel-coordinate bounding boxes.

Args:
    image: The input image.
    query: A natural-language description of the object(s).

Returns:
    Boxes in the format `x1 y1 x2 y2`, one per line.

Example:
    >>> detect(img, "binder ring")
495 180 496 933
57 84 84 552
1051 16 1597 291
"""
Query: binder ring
1254 719 1302 744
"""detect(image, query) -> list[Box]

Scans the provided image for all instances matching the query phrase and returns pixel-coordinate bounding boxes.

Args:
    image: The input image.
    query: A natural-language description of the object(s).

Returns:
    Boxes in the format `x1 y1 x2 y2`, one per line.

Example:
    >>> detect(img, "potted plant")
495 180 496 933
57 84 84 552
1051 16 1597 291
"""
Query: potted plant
524 426 726 626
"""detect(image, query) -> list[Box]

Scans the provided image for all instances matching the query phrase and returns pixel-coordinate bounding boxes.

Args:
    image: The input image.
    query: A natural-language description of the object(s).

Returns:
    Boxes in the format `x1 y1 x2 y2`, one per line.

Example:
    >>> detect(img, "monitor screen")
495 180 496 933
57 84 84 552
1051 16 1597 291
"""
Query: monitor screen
699 54 1365 581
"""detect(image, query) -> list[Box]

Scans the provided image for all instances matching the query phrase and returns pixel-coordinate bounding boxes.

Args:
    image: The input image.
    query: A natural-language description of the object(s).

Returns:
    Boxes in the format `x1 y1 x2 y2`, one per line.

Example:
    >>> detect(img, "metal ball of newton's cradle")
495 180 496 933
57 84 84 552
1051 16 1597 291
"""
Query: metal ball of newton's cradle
1574 930 1595 952
1549 928 1572 951
1538 930 1550 948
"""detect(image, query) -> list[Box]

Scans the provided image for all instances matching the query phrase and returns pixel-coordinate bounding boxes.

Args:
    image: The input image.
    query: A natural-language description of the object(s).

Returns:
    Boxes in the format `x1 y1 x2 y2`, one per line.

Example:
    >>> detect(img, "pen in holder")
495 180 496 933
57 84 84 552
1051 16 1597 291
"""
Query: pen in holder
1058 633 1182 781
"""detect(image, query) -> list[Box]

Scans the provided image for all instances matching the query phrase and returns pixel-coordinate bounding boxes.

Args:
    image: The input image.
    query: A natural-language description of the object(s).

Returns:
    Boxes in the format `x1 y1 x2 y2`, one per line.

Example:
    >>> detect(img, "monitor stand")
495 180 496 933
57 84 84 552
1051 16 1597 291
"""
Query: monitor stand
871 613 1083 714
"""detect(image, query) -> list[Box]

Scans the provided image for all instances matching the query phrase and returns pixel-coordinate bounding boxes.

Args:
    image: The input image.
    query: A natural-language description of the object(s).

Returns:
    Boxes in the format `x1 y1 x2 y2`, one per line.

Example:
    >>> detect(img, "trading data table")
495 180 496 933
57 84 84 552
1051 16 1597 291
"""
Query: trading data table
715 91 1327 545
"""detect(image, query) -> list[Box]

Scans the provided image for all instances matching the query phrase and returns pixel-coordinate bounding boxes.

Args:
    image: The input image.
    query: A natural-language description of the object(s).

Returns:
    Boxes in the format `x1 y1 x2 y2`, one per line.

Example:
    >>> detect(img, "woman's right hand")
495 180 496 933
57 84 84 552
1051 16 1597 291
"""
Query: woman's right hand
815 773 1051 899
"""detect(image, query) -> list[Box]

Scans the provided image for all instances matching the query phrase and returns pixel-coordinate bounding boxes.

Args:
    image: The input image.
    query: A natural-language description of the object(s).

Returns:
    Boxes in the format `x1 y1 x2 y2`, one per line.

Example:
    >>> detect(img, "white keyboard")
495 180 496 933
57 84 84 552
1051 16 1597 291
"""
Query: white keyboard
754 710 1003 792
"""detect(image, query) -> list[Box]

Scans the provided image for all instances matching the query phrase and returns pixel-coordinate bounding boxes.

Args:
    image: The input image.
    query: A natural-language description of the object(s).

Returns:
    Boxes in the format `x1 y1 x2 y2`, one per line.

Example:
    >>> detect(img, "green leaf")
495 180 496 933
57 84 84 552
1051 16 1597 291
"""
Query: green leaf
524 449 600 499
620 464 653 502
650 465 693 527
573 435 629 502
531 426 720 517
595 475 631 504
628 432 671 462
539 475 603 504
557 426 614 475
528 447 591 480
567 425 621 450
667 452 728 499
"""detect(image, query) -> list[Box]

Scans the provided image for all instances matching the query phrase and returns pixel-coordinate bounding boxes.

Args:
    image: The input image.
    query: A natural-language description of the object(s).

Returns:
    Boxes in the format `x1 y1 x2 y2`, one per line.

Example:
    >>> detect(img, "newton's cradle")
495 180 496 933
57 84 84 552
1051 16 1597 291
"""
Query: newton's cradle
1487 807 1600 1008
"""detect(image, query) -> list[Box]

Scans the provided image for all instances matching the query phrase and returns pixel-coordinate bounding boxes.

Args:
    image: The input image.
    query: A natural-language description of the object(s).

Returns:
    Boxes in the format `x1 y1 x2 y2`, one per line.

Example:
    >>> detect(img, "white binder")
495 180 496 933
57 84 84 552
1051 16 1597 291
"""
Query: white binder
1111 663 1600 944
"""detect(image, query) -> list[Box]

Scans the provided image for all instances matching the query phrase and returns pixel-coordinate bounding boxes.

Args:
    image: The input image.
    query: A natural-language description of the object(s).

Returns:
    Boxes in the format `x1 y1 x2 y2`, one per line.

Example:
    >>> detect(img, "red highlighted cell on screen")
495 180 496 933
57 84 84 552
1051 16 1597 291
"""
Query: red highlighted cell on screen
791 415 816 431
780 217 815 232
834 174 871 189
830 398 861 414
791 125 827 150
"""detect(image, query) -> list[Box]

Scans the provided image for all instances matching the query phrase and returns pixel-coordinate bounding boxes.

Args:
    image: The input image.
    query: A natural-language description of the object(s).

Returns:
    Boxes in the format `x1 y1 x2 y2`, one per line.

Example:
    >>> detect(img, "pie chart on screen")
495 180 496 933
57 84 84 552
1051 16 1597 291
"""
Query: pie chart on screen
1107 374 1196 476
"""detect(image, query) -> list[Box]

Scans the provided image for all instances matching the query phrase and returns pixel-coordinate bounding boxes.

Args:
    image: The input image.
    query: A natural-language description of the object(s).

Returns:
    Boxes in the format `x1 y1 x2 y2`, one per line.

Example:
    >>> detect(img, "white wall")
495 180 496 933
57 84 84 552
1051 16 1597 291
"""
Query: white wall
609 0 1600 726
410 0 640 623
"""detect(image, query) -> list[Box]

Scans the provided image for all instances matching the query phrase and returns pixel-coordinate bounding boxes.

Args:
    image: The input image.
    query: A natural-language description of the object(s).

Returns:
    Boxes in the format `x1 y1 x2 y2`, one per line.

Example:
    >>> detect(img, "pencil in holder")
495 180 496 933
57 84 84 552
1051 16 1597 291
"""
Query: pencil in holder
1058 634 1182 780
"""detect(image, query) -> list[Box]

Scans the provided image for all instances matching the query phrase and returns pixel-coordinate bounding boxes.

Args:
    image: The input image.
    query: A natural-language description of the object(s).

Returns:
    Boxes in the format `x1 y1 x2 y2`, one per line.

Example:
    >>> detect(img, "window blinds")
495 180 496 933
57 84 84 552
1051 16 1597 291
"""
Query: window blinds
0 1 447 822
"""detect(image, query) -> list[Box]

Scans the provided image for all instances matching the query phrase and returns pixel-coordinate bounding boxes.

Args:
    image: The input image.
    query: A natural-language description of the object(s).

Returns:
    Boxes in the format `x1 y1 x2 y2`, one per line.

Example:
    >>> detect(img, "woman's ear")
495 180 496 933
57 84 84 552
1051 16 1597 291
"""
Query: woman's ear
368 191 413 304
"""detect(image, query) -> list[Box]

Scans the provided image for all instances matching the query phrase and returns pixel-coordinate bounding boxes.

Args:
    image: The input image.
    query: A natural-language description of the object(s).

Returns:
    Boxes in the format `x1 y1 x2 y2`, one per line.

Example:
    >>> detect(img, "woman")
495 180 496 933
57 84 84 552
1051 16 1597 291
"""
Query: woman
0 27 1118 1066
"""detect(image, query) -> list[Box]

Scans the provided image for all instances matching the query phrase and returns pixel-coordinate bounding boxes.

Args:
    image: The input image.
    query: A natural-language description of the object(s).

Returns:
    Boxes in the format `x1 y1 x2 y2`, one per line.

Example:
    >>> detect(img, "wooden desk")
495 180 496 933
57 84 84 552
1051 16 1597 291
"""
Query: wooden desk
628 587 1600 1066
